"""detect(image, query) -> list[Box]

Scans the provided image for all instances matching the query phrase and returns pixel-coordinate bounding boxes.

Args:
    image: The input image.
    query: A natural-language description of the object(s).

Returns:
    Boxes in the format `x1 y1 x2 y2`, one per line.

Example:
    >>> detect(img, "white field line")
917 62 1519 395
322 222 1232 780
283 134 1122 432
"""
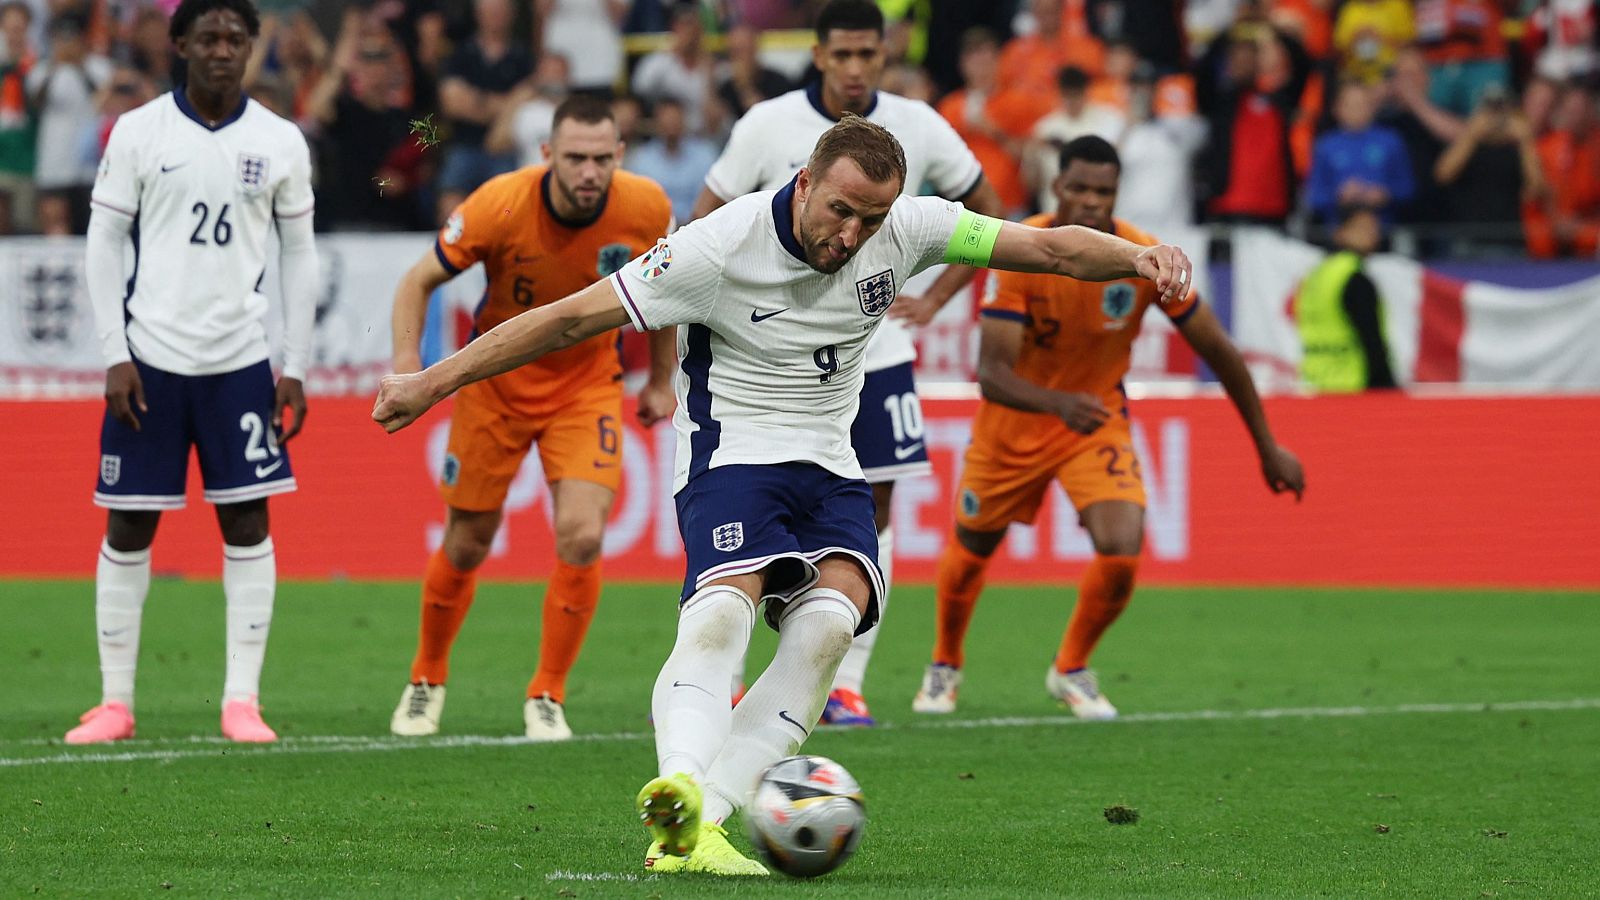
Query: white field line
4 697 1596 768
545 871 660 882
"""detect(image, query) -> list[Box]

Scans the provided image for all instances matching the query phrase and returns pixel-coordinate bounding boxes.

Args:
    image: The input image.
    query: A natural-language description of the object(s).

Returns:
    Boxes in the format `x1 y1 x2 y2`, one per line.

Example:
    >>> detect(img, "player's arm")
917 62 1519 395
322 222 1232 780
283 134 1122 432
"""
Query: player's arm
391 250 456 374
637 325 678 428
891 177 1006 326
1176 303 1306 500
374 279 630 433
974 314 1111 435
274 210 319 441
958 211 1191 303
86 118 143 430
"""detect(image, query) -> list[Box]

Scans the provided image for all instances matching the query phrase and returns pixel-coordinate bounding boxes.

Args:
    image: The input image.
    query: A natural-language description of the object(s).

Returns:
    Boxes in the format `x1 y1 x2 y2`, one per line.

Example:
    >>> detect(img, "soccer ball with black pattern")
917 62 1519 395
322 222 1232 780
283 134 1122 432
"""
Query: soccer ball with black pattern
745 755 866 878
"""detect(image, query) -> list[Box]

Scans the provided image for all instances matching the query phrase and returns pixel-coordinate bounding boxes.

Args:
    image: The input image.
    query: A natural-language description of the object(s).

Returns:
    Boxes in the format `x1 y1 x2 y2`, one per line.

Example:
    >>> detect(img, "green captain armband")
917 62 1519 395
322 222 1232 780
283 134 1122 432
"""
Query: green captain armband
943 210 1002 267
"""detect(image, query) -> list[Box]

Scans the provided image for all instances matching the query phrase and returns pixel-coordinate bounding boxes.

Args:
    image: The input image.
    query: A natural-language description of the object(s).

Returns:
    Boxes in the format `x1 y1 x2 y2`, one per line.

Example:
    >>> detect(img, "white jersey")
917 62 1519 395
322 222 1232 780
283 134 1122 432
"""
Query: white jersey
612 182 964 492
703 86 983 372
90 92 315 376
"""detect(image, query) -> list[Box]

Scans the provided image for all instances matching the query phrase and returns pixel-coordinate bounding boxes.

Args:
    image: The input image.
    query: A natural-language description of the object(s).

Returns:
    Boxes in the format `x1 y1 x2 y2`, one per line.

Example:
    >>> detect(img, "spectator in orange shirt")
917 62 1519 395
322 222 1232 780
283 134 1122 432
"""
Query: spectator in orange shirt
937 27 1051 216
1524 83 1600 259
1090 40 1198 117
999 0 1077 95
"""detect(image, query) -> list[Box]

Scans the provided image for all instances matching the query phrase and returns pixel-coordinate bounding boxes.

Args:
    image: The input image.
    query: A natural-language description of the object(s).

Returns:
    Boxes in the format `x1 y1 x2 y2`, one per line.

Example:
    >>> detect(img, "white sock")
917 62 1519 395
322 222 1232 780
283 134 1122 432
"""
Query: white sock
96 540 151 709
832 524 892 694
223 537 276 704
653 585 756 781
703 588 861 824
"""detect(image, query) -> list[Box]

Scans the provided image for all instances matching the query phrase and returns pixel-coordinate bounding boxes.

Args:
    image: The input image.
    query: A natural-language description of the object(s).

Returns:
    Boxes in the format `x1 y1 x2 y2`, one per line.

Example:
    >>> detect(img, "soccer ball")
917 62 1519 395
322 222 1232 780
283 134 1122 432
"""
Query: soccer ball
745 755 866 878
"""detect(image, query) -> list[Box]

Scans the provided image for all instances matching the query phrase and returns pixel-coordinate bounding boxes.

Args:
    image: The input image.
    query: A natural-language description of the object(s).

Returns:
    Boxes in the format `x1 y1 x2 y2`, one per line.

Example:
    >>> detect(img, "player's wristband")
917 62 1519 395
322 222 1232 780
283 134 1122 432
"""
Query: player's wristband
943 210 1002 268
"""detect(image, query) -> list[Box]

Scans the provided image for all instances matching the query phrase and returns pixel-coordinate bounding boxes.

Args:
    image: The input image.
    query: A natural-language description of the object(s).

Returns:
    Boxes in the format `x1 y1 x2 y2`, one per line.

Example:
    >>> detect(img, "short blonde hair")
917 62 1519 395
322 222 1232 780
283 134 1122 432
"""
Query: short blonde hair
807 113 907 190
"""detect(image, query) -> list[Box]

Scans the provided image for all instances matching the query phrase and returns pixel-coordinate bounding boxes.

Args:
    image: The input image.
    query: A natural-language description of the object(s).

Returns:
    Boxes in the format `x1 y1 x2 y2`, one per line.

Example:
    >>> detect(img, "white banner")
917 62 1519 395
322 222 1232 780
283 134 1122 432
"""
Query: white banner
0 234 486 398
1231 227 1600 389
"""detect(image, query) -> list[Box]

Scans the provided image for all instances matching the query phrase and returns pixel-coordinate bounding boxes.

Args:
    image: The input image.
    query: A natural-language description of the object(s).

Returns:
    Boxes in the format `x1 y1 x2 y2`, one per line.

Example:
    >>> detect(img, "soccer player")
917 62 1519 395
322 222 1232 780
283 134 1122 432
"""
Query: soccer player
690 0 1004 726
910 136 1305 720
68 0 318 745
387 95 675 742
373 115 1191 875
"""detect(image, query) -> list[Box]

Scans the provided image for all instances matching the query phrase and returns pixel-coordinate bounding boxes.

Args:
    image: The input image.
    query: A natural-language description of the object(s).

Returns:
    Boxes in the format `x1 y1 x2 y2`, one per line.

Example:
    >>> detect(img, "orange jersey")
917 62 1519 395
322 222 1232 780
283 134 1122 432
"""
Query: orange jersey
435 166 673 412
974 215 1199 452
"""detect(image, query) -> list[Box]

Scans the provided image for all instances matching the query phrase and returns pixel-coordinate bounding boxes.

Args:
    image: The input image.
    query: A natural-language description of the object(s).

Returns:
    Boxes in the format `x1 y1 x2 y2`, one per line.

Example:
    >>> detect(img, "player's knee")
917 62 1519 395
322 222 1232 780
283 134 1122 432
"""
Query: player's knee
217 502 269 547
105 510 159 552
1091 533 1142 558
554 522 604 567
442 530 493 571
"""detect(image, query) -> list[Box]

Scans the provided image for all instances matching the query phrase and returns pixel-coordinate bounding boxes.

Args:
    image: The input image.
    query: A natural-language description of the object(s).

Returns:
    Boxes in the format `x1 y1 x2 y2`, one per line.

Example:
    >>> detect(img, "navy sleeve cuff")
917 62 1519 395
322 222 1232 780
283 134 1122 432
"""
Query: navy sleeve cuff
1167 299 1201 326
980 308 1026 322
434 240 462 276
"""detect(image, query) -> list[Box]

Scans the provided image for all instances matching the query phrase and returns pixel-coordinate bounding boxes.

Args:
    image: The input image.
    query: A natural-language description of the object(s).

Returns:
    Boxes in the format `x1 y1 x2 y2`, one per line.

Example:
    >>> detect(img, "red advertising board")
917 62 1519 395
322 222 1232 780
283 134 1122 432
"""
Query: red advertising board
3 394 1597 587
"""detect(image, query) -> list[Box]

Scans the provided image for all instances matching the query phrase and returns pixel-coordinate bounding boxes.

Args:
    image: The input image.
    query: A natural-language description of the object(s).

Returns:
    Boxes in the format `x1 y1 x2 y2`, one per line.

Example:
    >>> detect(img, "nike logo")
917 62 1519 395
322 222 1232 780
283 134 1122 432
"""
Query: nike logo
777 709 809 736
100 628 128 638
673 680 713 697
893 442 924 460
593 461 617 469
247 621 269 631
255 459 285 478
750 308 788 322
514 253 537 265
159 162 187 173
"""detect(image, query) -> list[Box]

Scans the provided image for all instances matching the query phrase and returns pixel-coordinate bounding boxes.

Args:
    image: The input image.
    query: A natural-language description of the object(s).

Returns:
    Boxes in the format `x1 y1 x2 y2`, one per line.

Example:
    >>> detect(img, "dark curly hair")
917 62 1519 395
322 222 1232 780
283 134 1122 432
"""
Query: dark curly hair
168 0 260 41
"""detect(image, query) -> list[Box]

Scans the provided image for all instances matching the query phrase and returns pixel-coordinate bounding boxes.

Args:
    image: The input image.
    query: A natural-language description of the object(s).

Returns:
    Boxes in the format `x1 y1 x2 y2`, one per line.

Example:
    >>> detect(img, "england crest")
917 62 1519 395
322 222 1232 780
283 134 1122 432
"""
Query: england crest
597 243 632 277
1101 283 1136 322
855 269 896 317
712 522 744 553
238 153 269 191
100 455 121 487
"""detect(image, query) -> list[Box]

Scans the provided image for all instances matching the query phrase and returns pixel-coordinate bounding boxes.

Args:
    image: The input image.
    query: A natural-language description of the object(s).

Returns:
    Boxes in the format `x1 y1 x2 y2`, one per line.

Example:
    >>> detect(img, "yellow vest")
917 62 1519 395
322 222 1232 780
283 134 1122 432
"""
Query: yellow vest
1296 251 1383 393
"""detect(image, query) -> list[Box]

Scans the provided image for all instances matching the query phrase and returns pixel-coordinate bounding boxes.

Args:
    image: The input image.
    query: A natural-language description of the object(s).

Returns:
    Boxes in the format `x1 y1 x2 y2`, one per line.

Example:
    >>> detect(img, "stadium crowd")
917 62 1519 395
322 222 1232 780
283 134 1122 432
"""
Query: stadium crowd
0 0 1594 257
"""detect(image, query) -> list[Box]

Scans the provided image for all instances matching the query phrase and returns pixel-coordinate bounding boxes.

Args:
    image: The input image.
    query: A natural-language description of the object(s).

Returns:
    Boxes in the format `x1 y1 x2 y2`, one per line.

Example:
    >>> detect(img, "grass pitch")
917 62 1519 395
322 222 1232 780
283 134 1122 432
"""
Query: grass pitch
4 579 1598 897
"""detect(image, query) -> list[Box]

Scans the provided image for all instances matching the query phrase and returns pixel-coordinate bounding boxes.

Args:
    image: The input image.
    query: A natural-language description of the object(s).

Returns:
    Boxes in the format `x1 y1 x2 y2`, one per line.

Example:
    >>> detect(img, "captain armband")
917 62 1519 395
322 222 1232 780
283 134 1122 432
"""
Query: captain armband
942 210 1003 268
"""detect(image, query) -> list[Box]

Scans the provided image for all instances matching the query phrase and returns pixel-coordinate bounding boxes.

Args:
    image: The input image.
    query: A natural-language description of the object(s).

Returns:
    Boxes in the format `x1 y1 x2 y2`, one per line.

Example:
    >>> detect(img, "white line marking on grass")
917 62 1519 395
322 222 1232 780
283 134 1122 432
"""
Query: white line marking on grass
4 698 1596 767
546 871 660 882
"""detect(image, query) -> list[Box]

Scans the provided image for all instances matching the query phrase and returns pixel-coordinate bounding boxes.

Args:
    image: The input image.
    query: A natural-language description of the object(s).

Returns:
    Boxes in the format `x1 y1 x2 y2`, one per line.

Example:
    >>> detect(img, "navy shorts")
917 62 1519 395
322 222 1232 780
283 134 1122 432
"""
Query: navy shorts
851 361 931 484
675 462 882 636
94 357 296 510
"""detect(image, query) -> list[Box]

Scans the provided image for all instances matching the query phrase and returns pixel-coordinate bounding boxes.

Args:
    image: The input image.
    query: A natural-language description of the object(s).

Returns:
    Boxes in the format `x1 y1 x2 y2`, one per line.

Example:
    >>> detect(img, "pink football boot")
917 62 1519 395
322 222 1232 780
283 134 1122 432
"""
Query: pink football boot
64 702 136 744
221 697 278 743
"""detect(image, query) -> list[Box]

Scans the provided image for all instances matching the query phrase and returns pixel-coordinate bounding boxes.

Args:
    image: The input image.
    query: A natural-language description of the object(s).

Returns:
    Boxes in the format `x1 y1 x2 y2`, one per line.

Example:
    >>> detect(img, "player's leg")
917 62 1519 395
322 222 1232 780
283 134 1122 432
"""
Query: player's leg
192 360 299 742
640 465 806 873
523 390 622 740
826 362 930 725
395 382 531 735
70 360 188 744
701 555 870 828
916 443 1052 713
1048 431 1147 720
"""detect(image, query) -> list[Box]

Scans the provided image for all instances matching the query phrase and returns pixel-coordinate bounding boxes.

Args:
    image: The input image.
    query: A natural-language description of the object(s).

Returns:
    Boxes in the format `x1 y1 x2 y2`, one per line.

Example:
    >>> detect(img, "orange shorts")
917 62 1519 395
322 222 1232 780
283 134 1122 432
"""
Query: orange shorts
955 421 1146 533
439 375 623 512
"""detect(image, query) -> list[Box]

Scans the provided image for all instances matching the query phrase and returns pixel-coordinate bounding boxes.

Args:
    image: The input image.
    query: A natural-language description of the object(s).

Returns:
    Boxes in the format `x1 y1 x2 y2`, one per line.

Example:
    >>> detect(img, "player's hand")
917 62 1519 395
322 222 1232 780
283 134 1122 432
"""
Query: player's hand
636 378 675 428
104 362 146 432
274 376 308 443
1133 244 1192 305
372 371 439 433
1055 392 1111 435
1260 443 1305 501
887 292 944 327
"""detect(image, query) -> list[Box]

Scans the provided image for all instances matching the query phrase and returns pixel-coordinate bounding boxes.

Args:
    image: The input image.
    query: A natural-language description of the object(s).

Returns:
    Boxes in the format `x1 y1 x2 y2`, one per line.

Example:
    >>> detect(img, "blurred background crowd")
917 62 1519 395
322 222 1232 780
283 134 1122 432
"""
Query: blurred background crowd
0 0 1594 259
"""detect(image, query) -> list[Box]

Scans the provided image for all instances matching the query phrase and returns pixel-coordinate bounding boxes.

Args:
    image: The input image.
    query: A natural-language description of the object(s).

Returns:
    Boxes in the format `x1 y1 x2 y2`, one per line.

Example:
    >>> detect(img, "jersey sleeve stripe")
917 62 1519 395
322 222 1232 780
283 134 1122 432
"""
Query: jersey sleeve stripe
274 204 315 220
90 198 136 219
979 308 1026 322
1167 298 1202 326
433 239 462 276
947 167 985 202
610 272 650 331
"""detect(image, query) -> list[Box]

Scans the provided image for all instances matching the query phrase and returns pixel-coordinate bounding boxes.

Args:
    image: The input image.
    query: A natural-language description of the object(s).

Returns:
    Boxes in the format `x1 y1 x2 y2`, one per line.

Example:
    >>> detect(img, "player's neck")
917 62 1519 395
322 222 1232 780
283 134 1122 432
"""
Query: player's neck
541 171 604 227
820 85 872 121
184 81 243 126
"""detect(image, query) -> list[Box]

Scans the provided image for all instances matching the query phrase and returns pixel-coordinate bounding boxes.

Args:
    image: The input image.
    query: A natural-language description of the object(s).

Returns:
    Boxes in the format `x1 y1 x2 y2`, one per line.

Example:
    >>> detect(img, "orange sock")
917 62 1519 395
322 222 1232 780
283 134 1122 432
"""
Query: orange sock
932 536 992 669
526 560 602 704
410 549 477 685
1055 554 1139 673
